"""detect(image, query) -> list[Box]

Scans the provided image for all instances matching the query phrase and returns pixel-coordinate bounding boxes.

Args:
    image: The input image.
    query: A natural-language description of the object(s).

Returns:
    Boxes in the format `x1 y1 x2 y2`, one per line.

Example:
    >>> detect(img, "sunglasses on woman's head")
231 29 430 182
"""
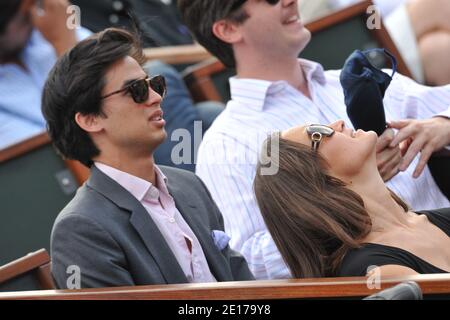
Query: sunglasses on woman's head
101 75 167 104
306 124 335 152
231 0 280 12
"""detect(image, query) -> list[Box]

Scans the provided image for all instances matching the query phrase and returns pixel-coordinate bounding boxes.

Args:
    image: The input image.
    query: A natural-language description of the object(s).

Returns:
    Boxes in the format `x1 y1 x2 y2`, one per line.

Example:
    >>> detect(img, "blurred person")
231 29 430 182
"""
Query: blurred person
71 0 224 172
146 60 224 172
0 0 90 149
43 28 253 288
254 122 450 278
328 0 450 85
179 0 450 279
70 0 193 47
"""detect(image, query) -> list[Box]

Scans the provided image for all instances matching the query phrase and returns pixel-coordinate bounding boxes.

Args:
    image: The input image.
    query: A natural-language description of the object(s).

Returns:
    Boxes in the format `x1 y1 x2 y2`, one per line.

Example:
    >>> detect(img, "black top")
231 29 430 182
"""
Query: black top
338 207 450 276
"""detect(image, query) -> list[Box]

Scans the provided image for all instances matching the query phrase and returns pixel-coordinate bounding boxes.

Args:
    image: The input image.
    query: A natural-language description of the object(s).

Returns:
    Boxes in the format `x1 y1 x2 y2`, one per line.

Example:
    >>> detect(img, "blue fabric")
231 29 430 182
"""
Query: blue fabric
196 101 226 131
211 230 231 251
0 28 91 150
340 48 397 136
145 60 224 172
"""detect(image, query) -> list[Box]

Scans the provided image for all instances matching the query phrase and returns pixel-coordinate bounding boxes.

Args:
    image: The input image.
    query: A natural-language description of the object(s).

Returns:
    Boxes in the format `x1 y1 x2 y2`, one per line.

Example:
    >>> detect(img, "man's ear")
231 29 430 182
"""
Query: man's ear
75 112 104 134
212 19 243 44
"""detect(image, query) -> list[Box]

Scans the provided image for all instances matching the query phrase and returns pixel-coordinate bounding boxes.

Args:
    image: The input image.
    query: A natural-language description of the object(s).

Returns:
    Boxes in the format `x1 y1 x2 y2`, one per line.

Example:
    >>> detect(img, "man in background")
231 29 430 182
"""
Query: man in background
70 0 193 47
0 0 90 149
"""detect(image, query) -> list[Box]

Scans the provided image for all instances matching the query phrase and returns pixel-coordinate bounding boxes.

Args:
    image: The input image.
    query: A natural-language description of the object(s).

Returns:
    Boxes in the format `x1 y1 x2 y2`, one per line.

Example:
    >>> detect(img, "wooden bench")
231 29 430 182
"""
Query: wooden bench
0 274 449 300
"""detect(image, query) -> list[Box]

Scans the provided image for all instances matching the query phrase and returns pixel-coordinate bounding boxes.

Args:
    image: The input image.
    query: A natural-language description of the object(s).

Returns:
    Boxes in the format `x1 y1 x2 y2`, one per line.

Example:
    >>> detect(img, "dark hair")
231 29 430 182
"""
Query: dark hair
42 28 145 167
178 0 249 68
253 133 409 278
0 0 21 33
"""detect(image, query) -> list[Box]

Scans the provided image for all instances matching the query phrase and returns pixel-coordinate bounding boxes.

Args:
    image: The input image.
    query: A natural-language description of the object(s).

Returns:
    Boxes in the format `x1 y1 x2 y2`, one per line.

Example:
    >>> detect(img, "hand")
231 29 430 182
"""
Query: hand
376 128 403 182
31 0 77 56
389 117 450 178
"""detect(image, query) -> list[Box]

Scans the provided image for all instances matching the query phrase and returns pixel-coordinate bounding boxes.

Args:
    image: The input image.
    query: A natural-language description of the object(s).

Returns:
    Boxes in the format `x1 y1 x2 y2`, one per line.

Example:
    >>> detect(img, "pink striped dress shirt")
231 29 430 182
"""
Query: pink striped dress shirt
95 162 216 283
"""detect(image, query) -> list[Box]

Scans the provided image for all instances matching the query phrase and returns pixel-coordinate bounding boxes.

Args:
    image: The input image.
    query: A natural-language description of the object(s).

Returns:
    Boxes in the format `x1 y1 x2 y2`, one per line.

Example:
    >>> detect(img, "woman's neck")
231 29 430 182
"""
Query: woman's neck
347 168 412 235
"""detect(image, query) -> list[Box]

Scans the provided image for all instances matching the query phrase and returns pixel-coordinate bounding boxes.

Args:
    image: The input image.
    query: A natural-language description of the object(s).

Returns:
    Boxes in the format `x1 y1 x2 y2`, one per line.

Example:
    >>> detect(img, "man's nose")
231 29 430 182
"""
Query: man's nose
144 88 163 107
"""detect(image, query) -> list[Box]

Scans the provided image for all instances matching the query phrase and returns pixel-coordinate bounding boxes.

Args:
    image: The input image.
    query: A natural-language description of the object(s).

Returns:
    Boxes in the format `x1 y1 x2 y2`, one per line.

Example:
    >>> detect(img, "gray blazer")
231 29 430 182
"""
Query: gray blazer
51 166 254 288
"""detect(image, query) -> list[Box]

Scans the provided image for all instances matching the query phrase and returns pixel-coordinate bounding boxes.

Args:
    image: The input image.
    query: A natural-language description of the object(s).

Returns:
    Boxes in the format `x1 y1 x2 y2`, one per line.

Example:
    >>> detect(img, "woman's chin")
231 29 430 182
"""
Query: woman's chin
359 130 379 161
357 129 378 144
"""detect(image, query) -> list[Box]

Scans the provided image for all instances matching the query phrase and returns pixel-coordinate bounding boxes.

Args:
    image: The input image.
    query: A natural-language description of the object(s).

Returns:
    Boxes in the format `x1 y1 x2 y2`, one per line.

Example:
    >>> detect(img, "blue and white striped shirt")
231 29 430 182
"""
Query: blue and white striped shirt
196 59 450 280
0 28 91 150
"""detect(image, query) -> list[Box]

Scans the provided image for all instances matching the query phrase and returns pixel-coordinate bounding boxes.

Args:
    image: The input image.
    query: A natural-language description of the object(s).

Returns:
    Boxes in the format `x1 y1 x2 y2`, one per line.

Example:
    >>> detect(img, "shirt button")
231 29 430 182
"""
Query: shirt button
169 217 175 223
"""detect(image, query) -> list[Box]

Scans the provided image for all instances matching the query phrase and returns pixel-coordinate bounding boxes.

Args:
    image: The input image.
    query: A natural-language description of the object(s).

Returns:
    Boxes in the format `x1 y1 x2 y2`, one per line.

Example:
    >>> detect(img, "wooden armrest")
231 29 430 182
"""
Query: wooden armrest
0 132 50 164
0 249 50 284
64 159 89 186
181 58 226 78
36 262 56 290
143 44 211 65
1 274 450 300
182 58 226 102
0 132 89 185
305 0 411 77
0 249 56 290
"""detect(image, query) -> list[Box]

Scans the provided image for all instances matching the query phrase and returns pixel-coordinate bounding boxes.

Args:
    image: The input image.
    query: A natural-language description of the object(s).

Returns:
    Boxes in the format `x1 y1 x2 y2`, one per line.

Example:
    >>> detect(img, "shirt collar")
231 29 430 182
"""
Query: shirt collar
229 59 326 111
300 58 327 85
94 162 169 202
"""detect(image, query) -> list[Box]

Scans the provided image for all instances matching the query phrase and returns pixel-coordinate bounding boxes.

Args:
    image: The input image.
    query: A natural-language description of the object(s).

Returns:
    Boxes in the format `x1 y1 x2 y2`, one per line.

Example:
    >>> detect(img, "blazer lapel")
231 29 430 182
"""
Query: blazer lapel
128 207 188 283
167 180 232 281
87 166 188 284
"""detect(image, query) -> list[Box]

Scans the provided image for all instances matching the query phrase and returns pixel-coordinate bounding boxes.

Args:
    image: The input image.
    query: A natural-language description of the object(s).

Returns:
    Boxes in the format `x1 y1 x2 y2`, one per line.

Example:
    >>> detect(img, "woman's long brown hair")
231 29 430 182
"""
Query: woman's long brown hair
253 133 408 278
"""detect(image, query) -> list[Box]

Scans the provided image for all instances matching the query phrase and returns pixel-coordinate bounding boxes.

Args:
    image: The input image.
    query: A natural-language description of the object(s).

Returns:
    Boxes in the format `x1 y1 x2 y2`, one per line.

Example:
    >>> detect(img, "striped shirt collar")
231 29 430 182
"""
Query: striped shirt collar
94 162 169 202
229 59 326 111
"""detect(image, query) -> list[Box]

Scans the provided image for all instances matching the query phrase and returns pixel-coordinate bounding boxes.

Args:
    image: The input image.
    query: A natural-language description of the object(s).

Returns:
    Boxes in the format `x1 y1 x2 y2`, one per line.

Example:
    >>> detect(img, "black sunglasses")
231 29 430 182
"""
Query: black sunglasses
306 124 335 152
230 0 280 12
101 75 167 104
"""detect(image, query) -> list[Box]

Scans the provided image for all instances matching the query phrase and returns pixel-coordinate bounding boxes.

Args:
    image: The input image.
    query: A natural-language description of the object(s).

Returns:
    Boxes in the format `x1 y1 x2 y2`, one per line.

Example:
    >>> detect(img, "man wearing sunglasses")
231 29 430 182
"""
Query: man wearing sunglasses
178 0 450 279
43 28 253 288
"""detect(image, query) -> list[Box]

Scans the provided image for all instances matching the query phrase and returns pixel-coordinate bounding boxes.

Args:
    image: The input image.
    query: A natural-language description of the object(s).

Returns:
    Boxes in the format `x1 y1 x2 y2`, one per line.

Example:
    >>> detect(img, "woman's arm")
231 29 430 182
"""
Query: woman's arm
367 264 419 279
